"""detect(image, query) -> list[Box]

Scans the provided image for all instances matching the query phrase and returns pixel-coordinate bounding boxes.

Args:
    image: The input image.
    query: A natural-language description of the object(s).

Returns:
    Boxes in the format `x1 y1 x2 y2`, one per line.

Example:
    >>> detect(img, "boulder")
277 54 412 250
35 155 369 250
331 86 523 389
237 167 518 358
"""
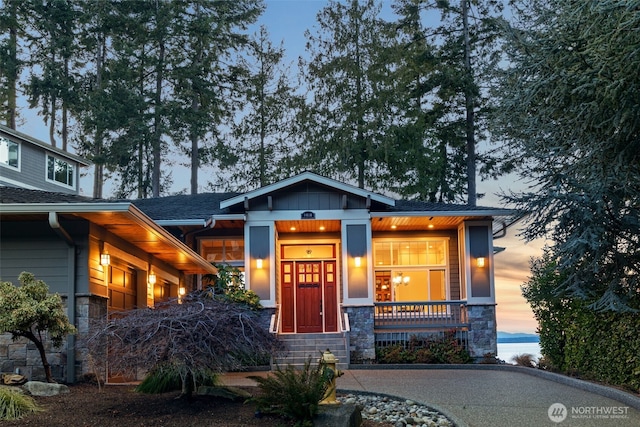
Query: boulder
1 373 27 385
22 381 70 396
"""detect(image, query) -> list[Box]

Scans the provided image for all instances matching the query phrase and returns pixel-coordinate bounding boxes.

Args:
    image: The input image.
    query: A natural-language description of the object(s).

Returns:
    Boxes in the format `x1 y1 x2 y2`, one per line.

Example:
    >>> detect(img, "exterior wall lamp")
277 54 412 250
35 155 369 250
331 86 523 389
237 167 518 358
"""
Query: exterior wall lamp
256 258 263 269
148 271 157 285
179 287 186 296
354 256 362 268
100 252 110 266
477 257 486 268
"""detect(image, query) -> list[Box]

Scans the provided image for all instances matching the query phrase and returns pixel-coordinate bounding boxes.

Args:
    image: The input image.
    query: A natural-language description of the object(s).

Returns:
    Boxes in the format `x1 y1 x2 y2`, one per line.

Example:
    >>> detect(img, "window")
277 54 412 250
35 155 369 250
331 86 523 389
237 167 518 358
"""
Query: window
374 239 448 302
46 154 75 188
201 238 245 267
0 136 19 169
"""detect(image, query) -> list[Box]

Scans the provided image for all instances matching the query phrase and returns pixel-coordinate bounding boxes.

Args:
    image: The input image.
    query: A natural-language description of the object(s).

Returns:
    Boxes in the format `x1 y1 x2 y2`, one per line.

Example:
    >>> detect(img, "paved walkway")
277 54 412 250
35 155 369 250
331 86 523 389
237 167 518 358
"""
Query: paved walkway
221 366 640 427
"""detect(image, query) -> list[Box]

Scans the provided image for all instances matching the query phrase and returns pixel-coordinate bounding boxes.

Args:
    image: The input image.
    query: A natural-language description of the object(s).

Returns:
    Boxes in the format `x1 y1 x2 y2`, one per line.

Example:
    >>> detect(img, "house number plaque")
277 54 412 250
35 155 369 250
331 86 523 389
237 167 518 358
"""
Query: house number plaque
301 211 316 219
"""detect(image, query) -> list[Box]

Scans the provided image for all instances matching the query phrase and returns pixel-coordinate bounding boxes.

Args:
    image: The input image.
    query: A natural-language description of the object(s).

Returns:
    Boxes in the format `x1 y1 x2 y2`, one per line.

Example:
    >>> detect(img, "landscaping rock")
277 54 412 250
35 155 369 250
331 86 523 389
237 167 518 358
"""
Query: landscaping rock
22 381 70 396
1 373 27 385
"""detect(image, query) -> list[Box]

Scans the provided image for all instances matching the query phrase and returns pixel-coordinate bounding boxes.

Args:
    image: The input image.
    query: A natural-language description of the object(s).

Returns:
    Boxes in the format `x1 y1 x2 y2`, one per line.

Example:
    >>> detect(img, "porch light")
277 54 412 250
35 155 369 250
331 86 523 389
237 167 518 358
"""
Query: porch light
354 257 362 268
179 287 186 296
477 257 486 268
256 258 263 269
100 252 110 266
148 272 157 285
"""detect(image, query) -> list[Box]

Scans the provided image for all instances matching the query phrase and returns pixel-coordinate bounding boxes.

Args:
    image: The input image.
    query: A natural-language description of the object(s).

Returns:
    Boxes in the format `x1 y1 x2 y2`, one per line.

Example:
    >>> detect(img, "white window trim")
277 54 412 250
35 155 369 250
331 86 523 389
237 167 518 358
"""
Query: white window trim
45 153 76 189
0 137 20 171
373 237 451 303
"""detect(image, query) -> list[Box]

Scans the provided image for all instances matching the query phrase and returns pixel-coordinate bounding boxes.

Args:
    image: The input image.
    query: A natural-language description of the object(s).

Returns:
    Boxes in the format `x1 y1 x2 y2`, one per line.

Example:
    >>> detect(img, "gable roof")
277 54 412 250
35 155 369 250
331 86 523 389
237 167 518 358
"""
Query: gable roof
219 171 397 210
0 187 216 275
0 124 92 167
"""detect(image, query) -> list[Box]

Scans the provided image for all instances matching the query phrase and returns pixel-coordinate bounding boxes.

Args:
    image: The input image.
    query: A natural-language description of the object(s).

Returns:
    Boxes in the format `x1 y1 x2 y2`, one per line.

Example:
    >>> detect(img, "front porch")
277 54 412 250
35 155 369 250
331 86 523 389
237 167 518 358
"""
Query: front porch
270 300 496 367
373 300 469 331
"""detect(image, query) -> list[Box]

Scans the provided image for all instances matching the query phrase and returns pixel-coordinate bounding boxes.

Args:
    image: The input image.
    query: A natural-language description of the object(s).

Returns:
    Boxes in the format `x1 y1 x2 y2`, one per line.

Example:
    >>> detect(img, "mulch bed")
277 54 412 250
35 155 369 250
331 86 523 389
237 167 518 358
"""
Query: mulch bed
3 383 391 426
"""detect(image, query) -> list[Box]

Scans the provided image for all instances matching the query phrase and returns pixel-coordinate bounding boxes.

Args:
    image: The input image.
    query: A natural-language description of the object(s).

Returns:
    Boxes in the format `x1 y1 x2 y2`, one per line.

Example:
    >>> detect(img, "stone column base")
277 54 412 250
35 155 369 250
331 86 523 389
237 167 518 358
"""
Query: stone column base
467 304 497 361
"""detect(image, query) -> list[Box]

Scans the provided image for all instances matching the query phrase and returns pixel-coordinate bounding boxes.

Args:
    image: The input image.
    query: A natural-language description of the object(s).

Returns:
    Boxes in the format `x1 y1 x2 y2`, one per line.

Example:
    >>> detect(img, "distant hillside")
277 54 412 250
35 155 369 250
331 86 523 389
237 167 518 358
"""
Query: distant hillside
497 332 540 343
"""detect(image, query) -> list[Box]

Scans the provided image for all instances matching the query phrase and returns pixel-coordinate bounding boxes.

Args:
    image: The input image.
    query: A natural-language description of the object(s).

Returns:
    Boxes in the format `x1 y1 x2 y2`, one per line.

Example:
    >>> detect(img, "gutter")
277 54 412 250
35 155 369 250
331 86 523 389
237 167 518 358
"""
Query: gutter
48 212 76 383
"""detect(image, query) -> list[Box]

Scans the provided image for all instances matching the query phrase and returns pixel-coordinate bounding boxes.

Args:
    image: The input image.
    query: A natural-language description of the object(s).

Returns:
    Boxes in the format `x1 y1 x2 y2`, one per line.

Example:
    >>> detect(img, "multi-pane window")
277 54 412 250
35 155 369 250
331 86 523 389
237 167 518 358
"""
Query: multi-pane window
46 154 75 188
201 238 245 267
0 136 19 169
374 239 448 302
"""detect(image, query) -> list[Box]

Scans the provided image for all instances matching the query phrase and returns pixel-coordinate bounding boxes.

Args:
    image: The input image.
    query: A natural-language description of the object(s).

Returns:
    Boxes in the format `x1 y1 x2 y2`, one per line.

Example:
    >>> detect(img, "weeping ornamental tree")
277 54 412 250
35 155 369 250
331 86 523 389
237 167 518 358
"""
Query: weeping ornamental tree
496 0 640 311
0 272 77 383
86 290 278 397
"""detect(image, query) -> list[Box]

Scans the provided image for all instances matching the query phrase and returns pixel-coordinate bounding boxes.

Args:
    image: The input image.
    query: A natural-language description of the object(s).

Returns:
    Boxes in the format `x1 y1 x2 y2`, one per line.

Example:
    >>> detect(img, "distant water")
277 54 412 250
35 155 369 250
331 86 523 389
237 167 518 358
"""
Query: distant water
497 342 542 364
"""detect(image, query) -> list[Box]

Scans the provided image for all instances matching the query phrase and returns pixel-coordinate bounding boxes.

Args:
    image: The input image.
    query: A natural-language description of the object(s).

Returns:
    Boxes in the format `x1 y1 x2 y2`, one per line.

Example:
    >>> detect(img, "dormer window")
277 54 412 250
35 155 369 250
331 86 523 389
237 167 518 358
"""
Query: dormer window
46 154 75 188
0 136 19 169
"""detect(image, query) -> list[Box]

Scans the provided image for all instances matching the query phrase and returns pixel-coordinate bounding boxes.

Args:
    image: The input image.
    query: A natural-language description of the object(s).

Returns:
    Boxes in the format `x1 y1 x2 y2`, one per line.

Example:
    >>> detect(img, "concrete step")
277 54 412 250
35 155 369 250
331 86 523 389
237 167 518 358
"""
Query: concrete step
273 333 349 370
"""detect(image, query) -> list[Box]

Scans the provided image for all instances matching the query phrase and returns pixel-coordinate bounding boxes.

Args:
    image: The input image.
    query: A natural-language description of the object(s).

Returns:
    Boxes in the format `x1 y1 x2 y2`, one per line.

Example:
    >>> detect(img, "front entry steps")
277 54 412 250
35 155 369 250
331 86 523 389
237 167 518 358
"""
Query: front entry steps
273 333 349 371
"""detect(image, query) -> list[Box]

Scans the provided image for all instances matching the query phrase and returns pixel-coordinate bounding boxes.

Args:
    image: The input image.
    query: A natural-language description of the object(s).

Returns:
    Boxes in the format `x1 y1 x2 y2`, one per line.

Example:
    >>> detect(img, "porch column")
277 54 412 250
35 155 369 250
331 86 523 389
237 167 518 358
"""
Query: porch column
247 223 274 307
459 221 497 359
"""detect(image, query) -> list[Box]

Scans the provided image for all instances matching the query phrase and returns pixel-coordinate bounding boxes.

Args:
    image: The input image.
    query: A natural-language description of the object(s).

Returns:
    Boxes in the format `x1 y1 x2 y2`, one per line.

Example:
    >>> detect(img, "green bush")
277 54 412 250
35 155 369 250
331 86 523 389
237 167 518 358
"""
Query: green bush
376 331 472 364
522 248 640 392
202 264 262 310
248 357 332 426
0 388 41 420
136 361 218 394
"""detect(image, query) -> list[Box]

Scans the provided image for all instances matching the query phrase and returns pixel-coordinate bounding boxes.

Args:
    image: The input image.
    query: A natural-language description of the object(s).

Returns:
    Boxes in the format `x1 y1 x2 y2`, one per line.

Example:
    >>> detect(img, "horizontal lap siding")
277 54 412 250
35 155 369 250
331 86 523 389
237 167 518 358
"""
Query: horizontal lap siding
447 230 460 300
0 239 70 293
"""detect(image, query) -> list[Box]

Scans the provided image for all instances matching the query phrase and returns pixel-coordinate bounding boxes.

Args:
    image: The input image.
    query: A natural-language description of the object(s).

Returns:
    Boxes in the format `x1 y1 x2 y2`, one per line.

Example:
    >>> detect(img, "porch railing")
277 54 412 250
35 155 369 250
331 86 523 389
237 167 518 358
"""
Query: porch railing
374 301 468 331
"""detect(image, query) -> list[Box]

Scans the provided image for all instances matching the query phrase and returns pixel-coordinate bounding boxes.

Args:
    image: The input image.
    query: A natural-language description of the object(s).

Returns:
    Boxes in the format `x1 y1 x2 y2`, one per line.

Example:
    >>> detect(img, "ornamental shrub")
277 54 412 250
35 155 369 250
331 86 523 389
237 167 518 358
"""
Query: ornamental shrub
202 263 262 309
0 272 77 383
248 357 332 426
135 361 218 394
522 248 640 392
0 388 41 420
376 331 472 364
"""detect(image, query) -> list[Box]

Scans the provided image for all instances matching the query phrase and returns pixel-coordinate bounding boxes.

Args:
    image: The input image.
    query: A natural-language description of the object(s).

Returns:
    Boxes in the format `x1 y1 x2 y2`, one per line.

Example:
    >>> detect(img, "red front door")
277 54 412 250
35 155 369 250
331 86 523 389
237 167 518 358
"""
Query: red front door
296 262 323 333
280 260 338 333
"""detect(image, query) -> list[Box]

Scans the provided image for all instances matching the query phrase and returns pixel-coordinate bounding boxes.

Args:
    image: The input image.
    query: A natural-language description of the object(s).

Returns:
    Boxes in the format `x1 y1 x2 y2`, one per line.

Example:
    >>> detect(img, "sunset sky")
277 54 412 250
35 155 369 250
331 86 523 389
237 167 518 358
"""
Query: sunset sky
15 1 544 334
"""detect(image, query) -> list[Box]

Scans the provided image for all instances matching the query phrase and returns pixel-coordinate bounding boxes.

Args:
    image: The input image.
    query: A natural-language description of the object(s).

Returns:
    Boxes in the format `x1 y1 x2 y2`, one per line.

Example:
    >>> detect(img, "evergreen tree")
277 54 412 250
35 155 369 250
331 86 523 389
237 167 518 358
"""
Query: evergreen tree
298 0 396 190
388 0 462 202
497 0 640 310
23 0 81 149
423 0 504 205
168 0 263 194
223 25 303 191
0 0 26 128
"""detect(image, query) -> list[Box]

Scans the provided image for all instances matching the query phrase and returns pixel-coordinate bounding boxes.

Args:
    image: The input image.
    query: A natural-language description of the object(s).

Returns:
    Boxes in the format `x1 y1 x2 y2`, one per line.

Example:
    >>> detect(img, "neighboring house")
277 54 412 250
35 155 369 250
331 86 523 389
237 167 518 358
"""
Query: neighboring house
0 128 516 381
0 124 91 195
133 172 516 368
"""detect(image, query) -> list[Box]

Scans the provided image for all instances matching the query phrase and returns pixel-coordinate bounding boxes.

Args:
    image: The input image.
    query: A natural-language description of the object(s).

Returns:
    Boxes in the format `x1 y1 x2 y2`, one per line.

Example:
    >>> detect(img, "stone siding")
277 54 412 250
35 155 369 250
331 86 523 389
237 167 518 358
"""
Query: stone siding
344 306 375 363
467 304 497 360
0 294 108 383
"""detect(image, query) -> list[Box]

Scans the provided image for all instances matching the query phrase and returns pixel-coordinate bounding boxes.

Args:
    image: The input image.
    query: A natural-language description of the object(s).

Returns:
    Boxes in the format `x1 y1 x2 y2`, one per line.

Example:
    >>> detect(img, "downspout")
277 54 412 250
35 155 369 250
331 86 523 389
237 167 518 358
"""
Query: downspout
48 212 76 383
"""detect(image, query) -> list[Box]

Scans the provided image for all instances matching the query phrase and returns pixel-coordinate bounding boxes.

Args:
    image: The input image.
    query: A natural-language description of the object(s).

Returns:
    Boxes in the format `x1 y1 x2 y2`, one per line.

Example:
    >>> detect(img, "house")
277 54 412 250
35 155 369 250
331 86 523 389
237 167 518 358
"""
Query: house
0 124 91 195
1 127 515 382
133 172 516 368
